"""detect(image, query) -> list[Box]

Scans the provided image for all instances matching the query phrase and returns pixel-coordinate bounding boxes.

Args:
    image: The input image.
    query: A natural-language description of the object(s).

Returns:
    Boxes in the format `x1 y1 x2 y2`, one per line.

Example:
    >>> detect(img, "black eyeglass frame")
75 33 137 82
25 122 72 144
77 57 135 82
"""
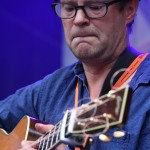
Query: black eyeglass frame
51 0 121 19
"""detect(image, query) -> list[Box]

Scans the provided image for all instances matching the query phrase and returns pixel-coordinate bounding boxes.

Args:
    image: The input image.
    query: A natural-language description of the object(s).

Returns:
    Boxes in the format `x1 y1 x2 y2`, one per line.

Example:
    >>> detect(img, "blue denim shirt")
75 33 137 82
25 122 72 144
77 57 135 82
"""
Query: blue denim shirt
0 51 150 150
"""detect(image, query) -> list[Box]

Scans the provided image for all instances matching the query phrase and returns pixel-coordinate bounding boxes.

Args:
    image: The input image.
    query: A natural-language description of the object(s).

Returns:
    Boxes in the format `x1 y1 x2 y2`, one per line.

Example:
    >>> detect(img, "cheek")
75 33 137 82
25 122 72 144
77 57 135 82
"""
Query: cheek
93 20 112 40
62 21 72 44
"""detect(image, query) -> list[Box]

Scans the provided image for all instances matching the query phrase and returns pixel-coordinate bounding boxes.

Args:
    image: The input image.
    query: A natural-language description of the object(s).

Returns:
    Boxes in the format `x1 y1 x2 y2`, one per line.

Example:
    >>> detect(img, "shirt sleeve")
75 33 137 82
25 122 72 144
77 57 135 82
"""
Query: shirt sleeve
0 80 42 133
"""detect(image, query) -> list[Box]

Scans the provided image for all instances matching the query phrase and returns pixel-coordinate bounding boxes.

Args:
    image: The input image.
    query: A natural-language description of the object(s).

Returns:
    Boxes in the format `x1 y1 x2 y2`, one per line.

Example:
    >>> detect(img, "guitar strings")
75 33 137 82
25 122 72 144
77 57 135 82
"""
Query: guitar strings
24 120 62 149
25 96 115 149
24 68 127 149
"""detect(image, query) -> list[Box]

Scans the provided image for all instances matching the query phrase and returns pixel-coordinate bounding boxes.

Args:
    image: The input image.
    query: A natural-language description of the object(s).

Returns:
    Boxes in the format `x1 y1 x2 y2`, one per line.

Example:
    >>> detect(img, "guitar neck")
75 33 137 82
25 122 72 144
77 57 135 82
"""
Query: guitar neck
37 109 84 150
35 86 131 150
38 121 62 150
0 86 130 150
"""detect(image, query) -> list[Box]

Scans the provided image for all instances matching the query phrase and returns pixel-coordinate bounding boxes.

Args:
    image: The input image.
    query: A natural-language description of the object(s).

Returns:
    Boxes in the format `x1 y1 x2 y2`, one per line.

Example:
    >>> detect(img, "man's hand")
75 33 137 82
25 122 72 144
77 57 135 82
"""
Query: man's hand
19 123 68 150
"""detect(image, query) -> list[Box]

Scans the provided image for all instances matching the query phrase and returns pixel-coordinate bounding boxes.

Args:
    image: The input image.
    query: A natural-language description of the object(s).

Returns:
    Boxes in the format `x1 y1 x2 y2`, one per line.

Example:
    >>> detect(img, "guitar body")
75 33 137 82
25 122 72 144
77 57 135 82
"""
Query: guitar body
0 116 42 150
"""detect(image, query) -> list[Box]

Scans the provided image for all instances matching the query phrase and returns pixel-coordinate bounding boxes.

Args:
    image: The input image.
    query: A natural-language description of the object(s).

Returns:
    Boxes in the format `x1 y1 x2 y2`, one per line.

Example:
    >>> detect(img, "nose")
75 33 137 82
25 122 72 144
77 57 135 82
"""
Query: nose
74 9 90 26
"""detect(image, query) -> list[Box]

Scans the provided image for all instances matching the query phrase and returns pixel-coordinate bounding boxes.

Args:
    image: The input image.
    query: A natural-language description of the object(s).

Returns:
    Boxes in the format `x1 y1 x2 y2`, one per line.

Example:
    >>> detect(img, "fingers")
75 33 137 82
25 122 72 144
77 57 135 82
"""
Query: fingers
55 144 68 150
18 123 54 150
19 141 68 150
34 123 68 150
35 123 54 134
19 140 37 150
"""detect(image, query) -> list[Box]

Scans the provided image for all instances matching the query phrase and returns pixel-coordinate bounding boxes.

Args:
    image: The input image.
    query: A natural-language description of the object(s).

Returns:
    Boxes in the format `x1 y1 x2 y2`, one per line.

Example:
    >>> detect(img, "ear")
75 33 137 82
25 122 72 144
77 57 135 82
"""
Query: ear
124 0 139 25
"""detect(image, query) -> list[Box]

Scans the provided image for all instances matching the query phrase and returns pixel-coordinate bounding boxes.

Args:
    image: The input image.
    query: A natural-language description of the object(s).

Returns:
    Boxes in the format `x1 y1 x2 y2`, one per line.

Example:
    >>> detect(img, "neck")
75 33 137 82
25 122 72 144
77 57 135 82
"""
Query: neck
82 60 116 99
82 45 127 99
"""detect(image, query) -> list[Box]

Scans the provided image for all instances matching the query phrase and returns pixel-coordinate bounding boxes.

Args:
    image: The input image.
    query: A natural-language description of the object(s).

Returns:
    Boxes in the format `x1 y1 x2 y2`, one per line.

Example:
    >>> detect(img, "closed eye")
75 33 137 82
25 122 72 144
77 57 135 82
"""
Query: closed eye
63 5 75 12
88 5 104 11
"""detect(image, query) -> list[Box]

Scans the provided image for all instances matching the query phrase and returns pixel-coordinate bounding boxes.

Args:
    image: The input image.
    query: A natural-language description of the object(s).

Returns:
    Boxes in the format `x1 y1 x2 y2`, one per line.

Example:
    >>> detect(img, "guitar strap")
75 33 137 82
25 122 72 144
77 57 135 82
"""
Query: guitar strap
74 53 148 150
112 53 148 89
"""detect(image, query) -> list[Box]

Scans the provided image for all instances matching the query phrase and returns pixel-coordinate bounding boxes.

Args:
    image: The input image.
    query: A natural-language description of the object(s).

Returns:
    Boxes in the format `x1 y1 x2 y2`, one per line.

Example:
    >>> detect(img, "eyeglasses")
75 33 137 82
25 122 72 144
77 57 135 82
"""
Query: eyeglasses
51 0 120 19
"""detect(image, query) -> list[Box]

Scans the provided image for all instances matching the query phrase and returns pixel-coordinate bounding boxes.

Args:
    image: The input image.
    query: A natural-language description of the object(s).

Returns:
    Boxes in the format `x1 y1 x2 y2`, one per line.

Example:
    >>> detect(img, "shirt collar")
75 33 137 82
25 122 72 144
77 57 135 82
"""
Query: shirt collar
74 61 87 82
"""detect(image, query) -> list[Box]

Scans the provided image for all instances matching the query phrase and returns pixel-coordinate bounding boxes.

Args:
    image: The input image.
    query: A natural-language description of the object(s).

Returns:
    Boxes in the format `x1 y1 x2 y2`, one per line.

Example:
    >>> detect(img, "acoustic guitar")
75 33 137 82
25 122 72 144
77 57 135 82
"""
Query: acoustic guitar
0 85 131 150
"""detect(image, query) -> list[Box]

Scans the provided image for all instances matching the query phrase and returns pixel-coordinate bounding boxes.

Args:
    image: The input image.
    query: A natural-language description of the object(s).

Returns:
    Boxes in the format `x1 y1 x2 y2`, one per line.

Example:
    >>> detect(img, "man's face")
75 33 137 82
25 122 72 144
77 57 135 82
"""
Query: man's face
61 0 136 63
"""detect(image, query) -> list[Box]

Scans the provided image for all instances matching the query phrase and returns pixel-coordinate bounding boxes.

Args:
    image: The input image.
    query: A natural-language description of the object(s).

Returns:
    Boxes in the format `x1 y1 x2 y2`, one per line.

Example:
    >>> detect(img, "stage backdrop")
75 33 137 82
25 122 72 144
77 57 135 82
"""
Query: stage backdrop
0 0 150 99
0 0 62 99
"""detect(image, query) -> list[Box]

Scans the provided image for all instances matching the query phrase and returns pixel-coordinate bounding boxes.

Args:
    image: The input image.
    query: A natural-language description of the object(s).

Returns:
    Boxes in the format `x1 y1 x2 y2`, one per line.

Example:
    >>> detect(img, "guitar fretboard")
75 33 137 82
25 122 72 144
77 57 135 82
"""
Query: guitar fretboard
38 121 62 150
37 111 72 150
36 86 130 150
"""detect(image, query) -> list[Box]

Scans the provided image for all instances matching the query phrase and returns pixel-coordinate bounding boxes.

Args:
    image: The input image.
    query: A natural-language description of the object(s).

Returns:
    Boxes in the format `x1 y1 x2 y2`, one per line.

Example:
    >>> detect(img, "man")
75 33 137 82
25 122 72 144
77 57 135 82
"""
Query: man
0 0 150 149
